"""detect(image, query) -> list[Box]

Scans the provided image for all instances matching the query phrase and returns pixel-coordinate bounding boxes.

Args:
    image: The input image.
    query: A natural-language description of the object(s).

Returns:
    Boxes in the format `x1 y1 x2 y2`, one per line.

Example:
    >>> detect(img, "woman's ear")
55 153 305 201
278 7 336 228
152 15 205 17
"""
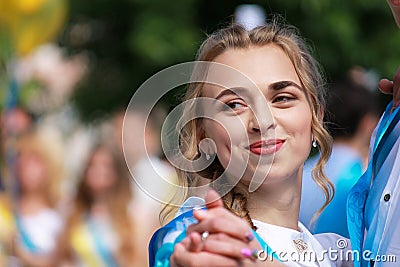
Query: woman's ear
197 119 217 156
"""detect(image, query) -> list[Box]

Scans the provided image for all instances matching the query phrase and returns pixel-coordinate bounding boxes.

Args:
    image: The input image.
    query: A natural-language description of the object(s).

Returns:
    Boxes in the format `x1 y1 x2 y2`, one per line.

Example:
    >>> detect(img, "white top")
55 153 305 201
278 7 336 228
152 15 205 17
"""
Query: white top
19 209 63 254
89 213 118 253
132 156 177 208
253 220 336 266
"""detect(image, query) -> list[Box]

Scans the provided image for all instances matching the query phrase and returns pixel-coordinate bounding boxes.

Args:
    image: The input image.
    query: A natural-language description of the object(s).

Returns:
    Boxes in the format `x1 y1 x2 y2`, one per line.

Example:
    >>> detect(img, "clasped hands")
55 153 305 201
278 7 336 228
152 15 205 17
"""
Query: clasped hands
170 189 284 267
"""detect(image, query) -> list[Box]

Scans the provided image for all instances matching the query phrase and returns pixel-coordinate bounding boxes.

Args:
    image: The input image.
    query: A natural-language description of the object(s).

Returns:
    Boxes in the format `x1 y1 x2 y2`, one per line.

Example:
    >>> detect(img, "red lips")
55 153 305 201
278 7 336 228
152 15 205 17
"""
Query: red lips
248 139 284 155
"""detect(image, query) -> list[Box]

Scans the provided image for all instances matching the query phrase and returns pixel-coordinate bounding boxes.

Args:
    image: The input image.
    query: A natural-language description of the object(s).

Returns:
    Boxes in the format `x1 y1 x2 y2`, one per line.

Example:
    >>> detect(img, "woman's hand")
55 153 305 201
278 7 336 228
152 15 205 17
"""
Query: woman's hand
169 190 285 266
379 66 400 111
170 242 254 267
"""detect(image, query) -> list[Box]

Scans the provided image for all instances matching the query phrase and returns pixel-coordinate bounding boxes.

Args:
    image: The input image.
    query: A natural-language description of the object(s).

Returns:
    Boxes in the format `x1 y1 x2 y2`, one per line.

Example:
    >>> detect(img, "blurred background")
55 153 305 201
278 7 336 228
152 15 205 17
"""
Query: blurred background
0 0 399 266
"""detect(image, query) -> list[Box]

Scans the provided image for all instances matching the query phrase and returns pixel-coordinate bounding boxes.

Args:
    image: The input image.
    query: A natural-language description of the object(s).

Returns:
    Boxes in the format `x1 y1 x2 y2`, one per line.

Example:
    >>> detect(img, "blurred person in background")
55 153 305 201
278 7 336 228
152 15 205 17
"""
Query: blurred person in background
0 128 64 267
54 141 144 267
300 75 382 238
113 106 177 196
1 107 34 141
113 107 177 258
0 106 34 191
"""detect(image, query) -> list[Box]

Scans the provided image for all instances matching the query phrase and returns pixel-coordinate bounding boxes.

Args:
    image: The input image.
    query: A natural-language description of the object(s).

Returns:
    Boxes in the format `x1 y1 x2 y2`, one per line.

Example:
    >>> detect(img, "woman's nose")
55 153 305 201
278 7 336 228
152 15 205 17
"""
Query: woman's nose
248 102 275 133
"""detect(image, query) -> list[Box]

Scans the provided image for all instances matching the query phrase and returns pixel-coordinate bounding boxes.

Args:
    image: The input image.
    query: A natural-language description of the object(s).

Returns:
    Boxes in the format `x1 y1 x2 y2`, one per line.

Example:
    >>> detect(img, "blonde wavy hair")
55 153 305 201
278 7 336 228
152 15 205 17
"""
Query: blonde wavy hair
162 18 334 228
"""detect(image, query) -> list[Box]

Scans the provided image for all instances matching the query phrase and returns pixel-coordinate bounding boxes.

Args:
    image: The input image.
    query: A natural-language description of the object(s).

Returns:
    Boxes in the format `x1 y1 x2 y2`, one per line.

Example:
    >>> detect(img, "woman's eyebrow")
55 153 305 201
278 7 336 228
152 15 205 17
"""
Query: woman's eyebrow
215 87 249 100
214 81 302 100
269 81 303 91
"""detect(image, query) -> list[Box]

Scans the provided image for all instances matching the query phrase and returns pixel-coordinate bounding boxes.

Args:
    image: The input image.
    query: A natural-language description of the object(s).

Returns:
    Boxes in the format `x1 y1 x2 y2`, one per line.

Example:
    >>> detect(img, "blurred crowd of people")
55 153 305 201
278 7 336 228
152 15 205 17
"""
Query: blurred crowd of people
0 105 177 267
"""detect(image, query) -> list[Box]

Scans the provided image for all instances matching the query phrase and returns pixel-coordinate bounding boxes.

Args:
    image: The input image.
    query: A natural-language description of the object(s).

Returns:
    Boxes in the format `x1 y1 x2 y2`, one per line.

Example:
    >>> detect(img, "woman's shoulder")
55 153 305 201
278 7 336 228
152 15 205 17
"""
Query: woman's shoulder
148 197 205 267
151 196 205 243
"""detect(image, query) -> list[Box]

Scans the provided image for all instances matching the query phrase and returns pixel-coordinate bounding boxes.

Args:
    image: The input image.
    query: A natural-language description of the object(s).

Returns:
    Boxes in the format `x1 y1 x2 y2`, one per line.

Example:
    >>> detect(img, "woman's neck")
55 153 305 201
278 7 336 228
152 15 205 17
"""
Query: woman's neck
19 192 50 215
246 172 302 231
90 194 111 216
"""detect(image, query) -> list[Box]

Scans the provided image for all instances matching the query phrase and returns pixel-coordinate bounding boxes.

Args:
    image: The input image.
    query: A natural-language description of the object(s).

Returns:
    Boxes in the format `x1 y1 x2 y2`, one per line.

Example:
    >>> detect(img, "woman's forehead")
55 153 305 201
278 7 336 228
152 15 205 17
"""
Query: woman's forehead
217 46 298 80
201 46 301 97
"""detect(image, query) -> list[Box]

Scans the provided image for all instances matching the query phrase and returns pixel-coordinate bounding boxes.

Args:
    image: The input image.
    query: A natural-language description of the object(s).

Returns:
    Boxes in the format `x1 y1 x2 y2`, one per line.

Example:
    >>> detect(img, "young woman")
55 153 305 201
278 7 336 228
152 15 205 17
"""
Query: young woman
55 142 142 266
0 129 64 267
149 19 355 267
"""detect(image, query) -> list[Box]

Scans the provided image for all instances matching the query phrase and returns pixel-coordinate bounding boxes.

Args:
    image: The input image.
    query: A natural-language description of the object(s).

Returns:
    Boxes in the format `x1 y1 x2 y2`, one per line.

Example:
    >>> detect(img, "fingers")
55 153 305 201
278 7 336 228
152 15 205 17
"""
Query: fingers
181 233 260 264
186 224 259 260
378 79 393 94
171 243 241 267
183 189 261 264
393 66 400 107
189 209 253 243
201 233 259 261
192 189 224 222
181 233 205 252
180 235 191 249
379 66 400 111
204 189 224 209
189 232 203 252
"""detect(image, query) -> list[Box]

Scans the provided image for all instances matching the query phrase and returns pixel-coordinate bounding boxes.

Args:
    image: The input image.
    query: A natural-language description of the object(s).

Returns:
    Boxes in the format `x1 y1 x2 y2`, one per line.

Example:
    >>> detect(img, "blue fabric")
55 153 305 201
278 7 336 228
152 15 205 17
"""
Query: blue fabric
148 209 199 267
148 205 281 267
15 213 40 254
300 145 363 238
251 229 281 262
347 101 400 267
86 216 118 267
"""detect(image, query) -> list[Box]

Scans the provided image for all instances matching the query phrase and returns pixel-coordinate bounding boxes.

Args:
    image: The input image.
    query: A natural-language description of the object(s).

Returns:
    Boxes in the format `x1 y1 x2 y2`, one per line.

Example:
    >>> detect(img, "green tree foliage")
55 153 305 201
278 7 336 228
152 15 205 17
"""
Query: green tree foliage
63 0 400 121
62 0 201 121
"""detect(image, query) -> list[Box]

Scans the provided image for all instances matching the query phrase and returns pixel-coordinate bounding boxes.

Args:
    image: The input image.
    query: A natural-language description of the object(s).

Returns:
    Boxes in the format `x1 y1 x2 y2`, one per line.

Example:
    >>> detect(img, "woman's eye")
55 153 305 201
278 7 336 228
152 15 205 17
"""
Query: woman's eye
223 101 246 110
273 95 295 103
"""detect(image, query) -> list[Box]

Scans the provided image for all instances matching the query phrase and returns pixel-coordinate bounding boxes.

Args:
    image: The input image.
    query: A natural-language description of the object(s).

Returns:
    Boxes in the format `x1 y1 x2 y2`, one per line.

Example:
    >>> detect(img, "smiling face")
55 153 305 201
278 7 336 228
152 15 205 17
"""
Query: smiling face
200 45 313 188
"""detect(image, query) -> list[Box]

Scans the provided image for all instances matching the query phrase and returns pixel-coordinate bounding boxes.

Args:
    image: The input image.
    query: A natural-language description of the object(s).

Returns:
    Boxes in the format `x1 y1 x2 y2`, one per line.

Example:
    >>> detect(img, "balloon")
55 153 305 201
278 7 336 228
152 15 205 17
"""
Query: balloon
0 0 68 56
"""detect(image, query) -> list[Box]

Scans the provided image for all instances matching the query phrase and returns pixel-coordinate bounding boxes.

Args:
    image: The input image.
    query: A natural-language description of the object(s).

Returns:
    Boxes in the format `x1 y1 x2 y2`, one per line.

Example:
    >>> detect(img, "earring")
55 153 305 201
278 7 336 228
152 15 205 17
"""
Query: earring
312 140 318 148
206 153 210 160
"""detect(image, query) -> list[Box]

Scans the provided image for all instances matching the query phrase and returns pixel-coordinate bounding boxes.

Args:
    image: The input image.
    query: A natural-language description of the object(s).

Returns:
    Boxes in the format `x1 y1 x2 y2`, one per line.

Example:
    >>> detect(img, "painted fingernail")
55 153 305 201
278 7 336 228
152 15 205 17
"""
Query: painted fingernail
251 249 259 259
245 232 254 242
241 248 259 260
241 248 252 258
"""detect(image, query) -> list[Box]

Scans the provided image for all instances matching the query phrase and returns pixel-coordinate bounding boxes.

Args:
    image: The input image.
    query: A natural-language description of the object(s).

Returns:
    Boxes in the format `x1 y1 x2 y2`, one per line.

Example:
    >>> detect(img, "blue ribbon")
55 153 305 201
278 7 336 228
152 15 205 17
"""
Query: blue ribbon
14 212 40 254
347 102 400 267
86 216 118 267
